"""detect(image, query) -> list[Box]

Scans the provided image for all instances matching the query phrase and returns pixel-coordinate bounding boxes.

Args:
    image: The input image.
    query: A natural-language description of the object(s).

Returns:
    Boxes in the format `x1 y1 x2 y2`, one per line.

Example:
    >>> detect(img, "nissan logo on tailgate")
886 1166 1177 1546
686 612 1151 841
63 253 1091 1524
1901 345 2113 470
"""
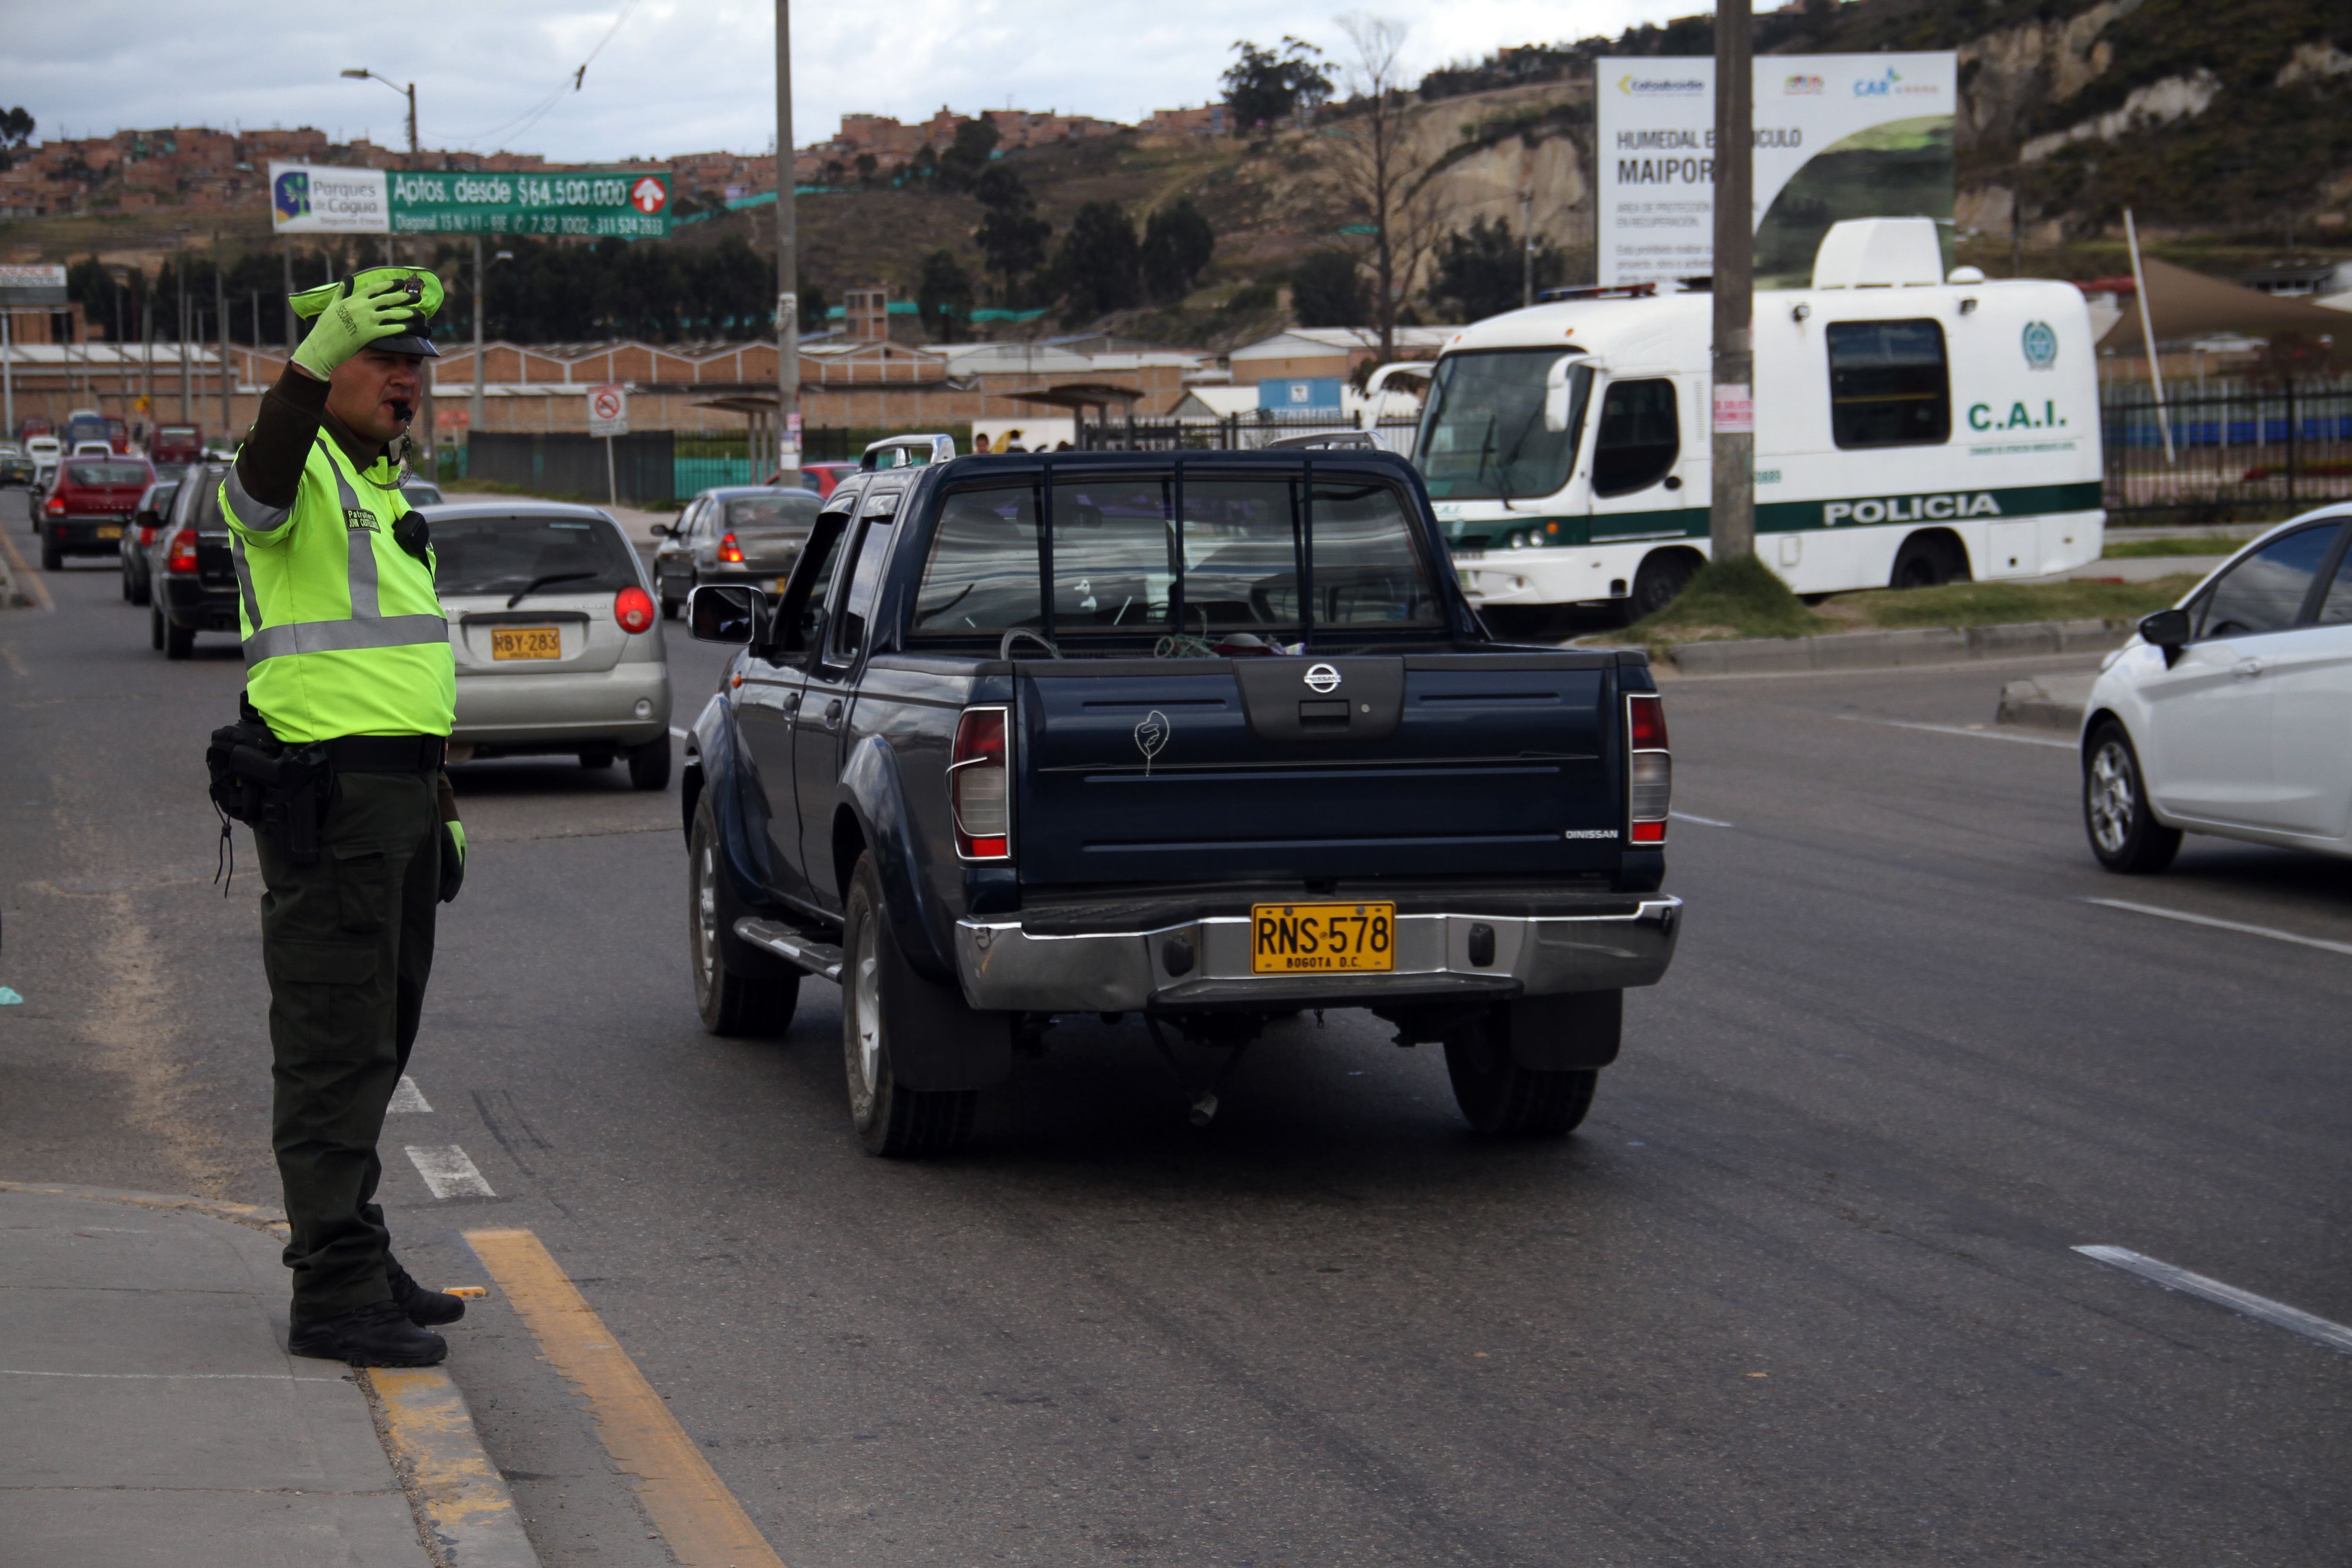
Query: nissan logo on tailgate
1303 663 1342 693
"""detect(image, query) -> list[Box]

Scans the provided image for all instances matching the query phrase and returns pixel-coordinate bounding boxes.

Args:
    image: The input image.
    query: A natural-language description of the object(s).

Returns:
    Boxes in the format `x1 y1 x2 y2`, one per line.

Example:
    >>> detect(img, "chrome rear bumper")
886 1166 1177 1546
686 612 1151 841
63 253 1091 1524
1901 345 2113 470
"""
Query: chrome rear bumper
954 898 1681 1012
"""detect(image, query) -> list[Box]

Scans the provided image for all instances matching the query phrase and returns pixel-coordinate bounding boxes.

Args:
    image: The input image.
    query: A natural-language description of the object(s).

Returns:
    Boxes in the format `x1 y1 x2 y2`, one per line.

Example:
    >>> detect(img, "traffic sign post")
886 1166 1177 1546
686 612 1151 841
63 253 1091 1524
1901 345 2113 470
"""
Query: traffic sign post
588 383 628 505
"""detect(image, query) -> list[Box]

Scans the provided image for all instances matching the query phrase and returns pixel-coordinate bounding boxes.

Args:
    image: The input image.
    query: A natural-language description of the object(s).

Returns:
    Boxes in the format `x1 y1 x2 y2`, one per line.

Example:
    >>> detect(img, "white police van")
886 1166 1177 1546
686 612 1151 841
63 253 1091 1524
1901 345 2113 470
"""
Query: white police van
1413 218 2105 625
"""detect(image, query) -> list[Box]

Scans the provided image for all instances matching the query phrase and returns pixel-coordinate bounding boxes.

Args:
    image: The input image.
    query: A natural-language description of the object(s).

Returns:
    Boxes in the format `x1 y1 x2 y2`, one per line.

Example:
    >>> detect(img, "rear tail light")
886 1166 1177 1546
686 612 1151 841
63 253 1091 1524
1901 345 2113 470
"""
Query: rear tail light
1627 692 1670 845
45 494 64 515
614 584 656 634
165 529 200 575
949 705 1011 860
716 531 744 565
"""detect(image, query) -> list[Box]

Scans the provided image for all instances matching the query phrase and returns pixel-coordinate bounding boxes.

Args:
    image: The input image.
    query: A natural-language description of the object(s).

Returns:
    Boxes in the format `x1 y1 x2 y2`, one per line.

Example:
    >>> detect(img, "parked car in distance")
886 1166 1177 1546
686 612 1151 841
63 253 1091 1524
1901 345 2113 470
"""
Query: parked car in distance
426 502 672 788
40 454 155 570
0 441 32 488
760 460 855 498
24 436 62 491
651 486 821 617
70 440 114 458
148 424 204 475
402 478 444 508
119 478 182 604
149 463 241 659
62 410 114 454
2083 505 2352 873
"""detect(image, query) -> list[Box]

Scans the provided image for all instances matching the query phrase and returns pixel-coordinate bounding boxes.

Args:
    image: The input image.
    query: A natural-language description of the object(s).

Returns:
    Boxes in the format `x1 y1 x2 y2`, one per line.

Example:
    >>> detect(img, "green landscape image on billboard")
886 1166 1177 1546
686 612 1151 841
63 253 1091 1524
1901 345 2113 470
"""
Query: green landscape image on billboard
1754 115 1955 289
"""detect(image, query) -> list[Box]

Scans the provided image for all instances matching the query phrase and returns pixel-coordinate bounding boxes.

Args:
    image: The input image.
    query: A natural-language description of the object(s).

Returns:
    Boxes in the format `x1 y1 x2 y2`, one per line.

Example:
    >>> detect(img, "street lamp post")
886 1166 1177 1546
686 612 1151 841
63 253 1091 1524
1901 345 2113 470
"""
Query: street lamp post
774 0 800 486
340 69 418 155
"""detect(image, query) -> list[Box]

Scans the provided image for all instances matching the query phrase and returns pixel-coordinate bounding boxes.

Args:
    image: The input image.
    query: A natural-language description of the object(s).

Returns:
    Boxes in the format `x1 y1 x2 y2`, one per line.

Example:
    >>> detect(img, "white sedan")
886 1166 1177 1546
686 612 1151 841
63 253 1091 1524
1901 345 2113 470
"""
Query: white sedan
2082 505 2352 872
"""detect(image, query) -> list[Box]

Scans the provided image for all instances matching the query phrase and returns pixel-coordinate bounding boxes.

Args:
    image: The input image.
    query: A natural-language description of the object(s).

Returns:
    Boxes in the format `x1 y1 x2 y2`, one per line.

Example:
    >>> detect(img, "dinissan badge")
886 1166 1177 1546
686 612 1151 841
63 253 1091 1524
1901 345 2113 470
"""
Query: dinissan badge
2021 321 2058 371
1303 663 1342 693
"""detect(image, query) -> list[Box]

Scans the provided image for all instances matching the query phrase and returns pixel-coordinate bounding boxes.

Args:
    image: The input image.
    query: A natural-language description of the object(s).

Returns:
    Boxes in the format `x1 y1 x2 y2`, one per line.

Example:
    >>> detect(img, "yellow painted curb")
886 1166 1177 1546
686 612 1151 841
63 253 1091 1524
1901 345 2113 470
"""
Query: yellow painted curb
369 1365 543 1568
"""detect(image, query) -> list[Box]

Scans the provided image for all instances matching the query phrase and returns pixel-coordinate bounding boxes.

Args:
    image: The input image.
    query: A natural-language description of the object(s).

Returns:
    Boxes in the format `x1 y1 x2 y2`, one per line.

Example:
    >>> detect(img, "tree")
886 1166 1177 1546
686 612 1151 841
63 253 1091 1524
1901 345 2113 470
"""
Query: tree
1053 202 1141 324
917 248 973 340
0 106 29 171
1141 198 1216 305
973 165 1052 301
1223 38 1332 133
1425 216 1564 322
1325 14 1451 358
934 117 1000 192
1291 251 1367 327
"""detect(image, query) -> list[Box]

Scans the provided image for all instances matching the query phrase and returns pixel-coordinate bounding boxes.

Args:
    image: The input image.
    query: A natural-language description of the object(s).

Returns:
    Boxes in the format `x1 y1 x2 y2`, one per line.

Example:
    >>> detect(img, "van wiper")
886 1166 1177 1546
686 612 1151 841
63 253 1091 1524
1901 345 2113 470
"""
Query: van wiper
505 572 597 608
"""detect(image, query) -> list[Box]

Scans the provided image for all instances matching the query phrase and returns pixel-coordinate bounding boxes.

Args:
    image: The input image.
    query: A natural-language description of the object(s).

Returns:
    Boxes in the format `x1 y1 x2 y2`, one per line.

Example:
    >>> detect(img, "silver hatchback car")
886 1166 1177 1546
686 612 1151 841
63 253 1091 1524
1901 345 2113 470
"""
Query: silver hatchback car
422 501 673 789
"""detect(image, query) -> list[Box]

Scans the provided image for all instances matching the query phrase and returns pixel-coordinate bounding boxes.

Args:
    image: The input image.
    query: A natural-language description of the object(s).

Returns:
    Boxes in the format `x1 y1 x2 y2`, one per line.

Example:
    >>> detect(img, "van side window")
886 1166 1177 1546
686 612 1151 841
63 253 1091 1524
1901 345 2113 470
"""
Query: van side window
1826 319 1950 448
1590 379 1680 497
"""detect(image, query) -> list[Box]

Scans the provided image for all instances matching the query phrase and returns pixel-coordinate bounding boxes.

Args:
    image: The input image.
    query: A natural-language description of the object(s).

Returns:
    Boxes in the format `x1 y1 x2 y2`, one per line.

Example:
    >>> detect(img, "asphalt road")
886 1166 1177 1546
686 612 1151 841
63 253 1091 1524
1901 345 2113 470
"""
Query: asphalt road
2 486 2347 1566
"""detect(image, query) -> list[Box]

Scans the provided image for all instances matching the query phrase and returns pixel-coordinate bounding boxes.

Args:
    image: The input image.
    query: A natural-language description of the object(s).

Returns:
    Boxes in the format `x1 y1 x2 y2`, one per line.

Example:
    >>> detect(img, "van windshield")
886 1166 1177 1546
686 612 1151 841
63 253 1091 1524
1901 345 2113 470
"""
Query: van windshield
1415 350 1589 502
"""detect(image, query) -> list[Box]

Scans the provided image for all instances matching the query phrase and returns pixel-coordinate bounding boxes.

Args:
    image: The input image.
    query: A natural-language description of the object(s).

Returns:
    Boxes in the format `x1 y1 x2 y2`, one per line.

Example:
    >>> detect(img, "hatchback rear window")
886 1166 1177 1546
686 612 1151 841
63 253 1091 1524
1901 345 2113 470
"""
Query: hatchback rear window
725 493 821 534
432 514 640 598
66 461 150 486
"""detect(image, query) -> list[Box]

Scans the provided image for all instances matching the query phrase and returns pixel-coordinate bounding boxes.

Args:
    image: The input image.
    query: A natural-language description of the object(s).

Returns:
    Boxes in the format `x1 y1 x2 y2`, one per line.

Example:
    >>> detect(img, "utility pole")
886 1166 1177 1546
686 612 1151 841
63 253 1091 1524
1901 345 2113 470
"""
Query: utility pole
214 237 232 437
773 0 801 485
470 235 486 461
1519 187 1536 309
1708 3 1756 564
283 238 298 348
141 288 153 431
177 270 193 423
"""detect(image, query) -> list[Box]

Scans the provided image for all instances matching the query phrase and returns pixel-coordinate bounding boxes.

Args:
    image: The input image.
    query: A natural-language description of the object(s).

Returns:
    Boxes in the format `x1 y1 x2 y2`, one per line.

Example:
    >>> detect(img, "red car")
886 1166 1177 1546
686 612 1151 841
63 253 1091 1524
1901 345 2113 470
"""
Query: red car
41 454 155 571
148 424 205 472
761 461 855 498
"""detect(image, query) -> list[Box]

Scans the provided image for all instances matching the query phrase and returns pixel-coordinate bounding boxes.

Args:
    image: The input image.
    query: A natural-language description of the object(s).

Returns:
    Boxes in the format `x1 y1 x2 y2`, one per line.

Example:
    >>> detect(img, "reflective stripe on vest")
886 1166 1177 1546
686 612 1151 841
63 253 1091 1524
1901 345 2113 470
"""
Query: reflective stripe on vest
239 436 445 667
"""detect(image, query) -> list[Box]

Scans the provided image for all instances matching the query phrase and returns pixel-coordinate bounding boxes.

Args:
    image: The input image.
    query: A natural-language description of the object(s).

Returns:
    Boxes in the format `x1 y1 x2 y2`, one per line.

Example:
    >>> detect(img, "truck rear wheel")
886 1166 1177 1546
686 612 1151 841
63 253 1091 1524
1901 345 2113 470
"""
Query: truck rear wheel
842 852 978 1158
1444 1017 1598 1137
687 797 800 1037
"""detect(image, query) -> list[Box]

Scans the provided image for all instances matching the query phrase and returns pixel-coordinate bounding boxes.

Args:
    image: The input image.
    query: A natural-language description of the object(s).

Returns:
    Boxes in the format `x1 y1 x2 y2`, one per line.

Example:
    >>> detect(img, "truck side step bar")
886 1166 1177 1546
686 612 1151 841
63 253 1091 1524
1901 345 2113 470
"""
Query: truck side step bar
733 918 846 982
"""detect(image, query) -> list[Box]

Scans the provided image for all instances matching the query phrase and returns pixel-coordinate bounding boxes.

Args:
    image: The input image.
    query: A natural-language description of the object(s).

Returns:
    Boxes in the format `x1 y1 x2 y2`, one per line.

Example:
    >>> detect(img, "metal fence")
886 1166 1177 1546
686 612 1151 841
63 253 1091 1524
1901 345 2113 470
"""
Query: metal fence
463 427 866 502
2103 380 2352 525
1079 410 1422 458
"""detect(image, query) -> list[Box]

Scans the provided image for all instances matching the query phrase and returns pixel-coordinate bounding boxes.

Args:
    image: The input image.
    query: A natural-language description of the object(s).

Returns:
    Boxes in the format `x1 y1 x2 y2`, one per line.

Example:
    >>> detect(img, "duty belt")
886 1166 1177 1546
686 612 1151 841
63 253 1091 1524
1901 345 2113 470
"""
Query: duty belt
326 734 446 773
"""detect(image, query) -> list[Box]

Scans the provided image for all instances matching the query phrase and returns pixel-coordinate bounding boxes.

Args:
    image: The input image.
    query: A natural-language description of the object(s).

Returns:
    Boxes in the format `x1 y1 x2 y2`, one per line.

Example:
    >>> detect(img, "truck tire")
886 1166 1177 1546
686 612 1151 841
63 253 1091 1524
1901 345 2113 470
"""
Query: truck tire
165 619 195 660
2084 721 2181 874
628 737 672 791
40 533 61 572
687 796 800 1037
150 604 165 650
1444 1016 1598 1137
841 852 979 1158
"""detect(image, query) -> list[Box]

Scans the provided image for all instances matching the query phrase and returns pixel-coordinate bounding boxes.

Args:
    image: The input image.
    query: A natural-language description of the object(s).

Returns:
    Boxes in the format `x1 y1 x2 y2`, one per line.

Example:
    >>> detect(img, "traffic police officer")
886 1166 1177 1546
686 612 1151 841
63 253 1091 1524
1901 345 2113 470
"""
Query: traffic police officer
222 268 469 1367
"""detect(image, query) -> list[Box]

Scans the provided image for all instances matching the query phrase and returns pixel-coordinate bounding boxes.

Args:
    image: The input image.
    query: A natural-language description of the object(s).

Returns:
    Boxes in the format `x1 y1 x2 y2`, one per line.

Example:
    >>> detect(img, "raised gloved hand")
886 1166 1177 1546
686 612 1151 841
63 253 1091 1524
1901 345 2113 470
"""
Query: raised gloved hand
290 273 427 381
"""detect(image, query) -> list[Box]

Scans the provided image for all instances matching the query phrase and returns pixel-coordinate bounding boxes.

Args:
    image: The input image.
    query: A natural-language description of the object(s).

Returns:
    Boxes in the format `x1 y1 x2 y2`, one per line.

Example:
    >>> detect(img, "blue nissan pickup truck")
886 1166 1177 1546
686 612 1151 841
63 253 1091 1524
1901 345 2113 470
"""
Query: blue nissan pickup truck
679 445 1681 1155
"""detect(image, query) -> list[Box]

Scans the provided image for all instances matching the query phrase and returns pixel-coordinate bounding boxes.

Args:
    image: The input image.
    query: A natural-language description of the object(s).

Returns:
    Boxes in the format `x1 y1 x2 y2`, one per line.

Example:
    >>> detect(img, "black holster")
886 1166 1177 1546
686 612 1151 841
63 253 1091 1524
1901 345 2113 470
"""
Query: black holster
207 697 334 865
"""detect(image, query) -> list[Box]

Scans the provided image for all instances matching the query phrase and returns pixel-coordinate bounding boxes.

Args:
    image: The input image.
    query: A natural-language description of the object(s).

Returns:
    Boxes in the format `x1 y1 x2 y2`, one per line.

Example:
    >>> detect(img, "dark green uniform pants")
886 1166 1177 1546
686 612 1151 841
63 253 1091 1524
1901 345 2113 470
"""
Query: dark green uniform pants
255 769 440 1319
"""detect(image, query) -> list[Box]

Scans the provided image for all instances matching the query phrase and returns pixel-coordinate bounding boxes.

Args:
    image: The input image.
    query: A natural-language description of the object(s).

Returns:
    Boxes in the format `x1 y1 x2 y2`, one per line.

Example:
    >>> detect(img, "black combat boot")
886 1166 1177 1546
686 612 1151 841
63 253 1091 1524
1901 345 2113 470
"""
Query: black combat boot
388 1262 467 1327
289 1299 448 1367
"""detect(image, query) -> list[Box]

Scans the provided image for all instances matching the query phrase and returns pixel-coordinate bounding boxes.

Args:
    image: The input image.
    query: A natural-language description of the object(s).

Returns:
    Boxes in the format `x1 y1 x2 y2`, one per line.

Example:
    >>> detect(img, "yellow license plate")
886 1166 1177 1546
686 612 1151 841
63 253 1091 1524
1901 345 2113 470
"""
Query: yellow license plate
95 525 122 540
491 626 562 661
1250 902 1395 974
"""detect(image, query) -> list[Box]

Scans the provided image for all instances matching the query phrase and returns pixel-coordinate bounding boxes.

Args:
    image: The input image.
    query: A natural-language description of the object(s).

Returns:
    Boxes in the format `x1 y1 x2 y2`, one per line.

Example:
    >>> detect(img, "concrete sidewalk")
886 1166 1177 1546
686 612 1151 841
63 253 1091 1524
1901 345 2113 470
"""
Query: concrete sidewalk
0 1182 431 1567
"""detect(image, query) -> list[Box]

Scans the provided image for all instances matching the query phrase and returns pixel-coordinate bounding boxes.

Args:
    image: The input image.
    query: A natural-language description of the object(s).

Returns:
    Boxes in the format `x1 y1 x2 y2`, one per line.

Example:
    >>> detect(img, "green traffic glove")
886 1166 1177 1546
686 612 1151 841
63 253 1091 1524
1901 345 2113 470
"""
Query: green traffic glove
447 820 466 865
290 274 427 381
438 820 466 905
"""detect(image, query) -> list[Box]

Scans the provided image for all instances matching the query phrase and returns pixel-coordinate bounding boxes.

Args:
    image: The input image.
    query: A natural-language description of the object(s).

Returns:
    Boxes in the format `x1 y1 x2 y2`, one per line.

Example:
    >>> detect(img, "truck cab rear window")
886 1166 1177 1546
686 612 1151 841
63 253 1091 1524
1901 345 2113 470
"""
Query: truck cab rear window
909 473 1440 643
1826 319 1950 448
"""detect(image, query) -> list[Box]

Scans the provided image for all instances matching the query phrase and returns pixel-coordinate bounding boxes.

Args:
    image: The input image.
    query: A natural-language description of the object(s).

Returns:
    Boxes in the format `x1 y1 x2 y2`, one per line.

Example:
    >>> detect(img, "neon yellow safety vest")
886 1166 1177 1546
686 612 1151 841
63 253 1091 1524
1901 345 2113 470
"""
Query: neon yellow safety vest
218 436 455 745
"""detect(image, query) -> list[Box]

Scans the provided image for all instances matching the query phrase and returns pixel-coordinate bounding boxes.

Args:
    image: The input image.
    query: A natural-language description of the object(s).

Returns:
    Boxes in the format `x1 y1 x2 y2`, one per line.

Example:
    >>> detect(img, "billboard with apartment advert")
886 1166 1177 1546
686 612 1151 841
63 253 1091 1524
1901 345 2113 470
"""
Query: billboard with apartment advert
1596 54 1957 288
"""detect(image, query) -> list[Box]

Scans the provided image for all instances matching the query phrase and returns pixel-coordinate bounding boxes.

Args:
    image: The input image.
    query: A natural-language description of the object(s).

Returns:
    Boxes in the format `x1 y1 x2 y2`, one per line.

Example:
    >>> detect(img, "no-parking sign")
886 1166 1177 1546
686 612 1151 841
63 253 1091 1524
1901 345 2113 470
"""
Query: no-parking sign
587 384 628 438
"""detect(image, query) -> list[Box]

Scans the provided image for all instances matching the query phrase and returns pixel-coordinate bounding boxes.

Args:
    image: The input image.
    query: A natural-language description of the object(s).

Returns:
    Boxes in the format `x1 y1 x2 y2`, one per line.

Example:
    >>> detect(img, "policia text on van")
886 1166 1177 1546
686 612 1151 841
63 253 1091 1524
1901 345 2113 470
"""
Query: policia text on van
212 268 474 1368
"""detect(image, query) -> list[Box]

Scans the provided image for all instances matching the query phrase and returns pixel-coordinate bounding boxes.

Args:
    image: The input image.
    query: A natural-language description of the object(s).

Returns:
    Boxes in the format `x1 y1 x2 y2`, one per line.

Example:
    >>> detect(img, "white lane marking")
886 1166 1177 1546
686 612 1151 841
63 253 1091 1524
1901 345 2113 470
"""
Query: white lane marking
388 1075 432 1114
669 726 689 740
2082 898 2352 959
0 1369 345 1382
1836 714 2074 750
1670 811 1734 828
406 1145 496 1200
2073 1246 2352 1356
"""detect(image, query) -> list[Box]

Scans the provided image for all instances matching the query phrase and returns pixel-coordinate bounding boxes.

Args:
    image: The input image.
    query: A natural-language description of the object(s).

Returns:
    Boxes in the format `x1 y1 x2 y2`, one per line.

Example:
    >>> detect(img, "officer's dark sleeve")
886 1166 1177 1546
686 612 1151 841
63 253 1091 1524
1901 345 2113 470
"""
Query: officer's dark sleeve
225 366 329 535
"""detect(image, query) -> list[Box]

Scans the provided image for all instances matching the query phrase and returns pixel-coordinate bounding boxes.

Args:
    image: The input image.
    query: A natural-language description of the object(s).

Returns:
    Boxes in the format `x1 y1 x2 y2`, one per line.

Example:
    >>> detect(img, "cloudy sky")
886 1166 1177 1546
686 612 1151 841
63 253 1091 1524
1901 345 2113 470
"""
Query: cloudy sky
16 0 1744 161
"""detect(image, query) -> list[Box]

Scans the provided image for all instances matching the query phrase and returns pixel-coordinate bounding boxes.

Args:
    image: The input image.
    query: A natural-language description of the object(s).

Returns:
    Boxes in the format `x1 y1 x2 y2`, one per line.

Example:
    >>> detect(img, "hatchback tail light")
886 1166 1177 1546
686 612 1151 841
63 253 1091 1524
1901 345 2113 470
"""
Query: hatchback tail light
949 706 1012 860
1626 692 1670 844
716 531 744 565
165 529 200 575
45 493 64 515
614 584 656 634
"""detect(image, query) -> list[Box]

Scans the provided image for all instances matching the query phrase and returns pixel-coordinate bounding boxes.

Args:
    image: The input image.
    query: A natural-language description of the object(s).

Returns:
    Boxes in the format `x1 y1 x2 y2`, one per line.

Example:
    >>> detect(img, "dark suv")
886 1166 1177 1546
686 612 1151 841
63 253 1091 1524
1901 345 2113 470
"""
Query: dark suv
149 464 242 660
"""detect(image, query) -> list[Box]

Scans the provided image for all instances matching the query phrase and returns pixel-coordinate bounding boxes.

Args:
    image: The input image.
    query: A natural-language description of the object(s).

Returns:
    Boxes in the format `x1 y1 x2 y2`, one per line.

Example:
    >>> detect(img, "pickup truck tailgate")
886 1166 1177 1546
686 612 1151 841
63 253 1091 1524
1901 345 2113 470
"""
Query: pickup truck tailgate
1015 653 1626 884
